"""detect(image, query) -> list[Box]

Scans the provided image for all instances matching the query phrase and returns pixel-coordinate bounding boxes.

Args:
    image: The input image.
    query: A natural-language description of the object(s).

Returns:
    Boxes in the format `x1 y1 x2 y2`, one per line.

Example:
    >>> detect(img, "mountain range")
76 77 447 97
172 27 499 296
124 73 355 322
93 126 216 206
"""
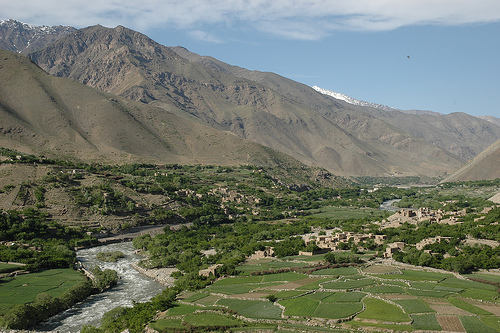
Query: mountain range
1 20 500 180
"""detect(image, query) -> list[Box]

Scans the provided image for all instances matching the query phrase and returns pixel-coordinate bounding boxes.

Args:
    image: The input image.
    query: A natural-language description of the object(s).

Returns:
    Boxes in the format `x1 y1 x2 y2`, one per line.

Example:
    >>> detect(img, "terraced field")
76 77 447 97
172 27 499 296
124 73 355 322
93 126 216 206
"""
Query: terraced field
151 259 500 332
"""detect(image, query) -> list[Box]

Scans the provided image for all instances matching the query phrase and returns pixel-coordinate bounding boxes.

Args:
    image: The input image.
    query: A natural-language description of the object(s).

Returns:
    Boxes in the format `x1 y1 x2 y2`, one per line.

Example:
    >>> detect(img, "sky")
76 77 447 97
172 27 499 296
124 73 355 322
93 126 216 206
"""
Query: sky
1 0 500 117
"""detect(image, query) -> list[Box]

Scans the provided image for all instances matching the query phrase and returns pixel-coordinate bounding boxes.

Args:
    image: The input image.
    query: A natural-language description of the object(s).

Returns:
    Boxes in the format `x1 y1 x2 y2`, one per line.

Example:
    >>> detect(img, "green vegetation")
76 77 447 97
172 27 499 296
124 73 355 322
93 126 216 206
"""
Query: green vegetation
96 251 125 262
411 314 442 330
393 299 434 314
460 316 499 333
357 297 411 322
448 297 493 315
0 269 92 329
2 152 500 332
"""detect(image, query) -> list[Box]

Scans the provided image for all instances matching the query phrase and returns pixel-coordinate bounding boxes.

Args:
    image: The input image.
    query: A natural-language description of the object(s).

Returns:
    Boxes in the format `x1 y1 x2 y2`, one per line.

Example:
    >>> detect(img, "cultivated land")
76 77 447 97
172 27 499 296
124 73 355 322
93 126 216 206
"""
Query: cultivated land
156 257 500 332
1 153 500 332
0 268 84 315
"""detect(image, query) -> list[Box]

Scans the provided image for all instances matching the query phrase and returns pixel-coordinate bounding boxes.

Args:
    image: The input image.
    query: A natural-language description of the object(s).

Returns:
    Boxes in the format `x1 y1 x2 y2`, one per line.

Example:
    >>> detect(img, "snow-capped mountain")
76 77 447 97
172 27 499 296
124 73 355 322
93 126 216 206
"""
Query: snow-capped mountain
312 85 398 112
312 85 444 116
0 19 75 54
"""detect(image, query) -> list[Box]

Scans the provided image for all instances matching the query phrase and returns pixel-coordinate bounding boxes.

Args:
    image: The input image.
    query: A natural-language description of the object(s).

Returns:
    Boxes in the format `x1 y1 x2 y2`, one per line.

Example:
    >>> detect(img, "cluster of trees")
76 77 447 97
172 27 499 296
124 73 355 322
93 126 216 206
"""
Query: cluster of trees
393 244 500 273
90 266 119 291
70 183 133 215
96 251 125 262
0 208 97 269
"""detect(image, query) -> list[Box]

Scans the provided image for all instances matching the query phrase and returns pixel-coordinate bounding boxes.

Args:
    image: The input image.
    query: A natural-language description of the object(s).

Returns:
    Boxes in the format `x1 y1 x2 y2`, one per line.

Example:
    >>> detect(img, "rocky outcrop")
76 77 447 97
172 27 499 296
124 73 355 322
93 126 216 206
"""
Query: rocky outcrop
131 262 177 286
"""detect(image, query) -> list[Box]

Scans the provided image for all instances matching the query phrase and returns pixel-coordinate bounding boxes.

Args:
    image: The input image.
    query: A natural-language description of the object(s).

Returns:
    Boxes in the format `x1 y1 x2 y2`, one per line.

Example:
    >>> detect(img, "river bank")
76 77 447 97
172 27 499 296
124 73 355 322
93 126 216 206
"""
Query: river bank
35 242 166 332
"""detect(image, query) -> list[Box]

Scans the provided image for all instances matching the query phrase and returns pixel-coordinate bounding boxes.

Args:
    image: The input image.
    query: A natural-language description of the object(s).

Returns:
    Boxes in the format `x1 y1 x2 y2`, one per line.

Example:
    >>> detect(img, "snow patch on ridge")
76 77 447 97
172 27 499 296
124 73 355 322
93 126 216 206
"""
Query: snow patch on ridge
312 85 397 112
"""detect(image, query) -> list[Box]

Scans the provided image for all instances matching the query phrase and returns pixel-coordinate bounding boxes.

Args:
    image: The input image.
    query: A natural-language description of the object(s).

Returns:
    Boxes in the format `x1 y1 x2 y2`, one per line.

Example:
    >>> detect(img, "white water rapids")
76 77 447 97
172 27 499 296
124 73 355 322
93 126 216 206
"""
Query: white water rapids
36 242 165 332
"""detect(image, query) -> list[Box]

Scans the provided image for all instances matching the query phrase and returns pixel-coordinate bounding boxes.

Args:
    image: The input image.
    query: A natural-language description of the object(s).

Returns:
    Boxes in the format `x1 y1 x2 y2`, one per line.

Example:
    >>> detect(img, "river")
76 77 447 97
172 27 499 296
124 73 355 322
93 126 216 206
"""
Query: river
36 242 165 332
379 199 401 212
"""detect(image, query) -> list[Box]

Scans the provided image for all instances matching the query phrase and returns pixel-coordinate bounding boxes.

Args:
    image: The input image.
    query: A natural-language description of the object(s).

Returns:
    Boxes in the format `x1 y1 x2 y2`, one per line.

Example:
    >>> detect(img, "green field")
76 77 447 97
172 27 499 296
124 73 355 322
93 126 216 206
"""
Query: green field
411 314 442 330
322 278 376 290
356 297 411 323
381 269 451 281
279 297 318 317
0 268 85 314
0 263 25 274
156 257 500 332
448 297 493 315
216 298 282 319
311 267 358 276
460 316 499 333
394 298 435 314
313 302 363 319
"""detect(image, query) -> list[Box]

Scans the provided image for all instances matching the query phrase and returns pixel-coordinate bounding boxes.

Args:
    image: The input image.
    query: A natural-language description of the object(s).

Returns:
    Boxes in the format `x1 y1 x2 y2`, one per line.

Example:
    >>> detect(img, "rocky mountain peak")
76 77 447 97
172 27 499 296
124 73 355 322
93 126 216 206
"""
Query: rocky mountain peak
0 19 75 54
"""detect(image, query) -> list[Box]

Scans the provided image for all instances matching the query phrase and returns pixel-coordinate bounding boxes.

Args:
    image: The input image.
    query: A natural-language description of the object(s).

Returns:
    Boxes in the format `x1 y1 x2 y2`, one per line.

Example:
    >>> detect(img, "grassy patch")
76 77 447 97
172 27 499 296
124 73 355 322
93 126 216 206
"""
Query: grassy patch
181 292 209 303
272 290 308 299
0 263 25 273
216 298 282 319
481 316 500 332
410 281 437 290
0 268 84 314
296 277 334 290
279 297 319 317
439 277 497 290
465 272 500 284
322 278 375 290
411 314 442 330
394 299 435 314
207 284 260 295
183 312 243 326
363 265 400 274
460 288 500 301
357 297 411 323
382 269 451 281
261 272 308 283
363 285 405 294
448 297 493 315
149 318 185 330
303 291 336 301
406 288 450 298
313 302 363 319
336 291 366 302
212 275 263 286
310 267 358 276
166 303 204 316
460 316 499 333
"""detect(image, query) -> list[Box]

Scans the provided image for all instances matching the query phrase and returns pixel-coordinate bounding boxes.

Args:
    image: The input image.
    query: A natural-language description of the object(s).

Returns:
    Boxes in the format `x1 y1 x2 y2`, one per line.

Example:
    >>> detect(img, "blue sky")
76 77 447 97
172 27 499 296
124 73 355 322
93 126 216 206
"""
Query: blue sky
2 0 499 117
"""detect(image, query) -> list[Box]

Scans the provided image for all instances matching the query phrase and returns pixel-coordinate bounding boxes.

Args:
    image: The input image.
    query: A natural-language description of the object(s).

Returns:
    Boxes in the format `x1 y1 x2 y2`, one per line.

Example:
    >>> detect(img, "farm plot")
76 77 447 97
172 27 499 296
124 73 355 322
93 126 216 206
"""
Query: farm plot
411 314 442 330
460 288 500 301
216 298 283 319
394 298 435 314
356 297 411 323
363 285 406 294
279 297 318 317
381 269 451 281
166 303 203 316
436 315 465 332
448 297 493 315
310 267 358 276
460 315 499 333
0 268 84 314
459 299 500 316
322 278 376 290
313 302 363 320
362 265 400 274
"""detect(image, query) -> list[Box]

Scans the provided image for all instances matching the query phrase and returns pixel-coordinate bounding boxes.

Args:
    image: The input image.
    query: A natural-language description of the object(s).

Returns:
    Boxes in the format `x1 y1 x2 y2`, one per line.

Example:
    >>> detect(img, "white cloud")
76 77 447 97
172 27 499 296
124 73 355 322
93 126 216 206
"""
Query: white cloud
1 0 500 40
187 30 224 43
